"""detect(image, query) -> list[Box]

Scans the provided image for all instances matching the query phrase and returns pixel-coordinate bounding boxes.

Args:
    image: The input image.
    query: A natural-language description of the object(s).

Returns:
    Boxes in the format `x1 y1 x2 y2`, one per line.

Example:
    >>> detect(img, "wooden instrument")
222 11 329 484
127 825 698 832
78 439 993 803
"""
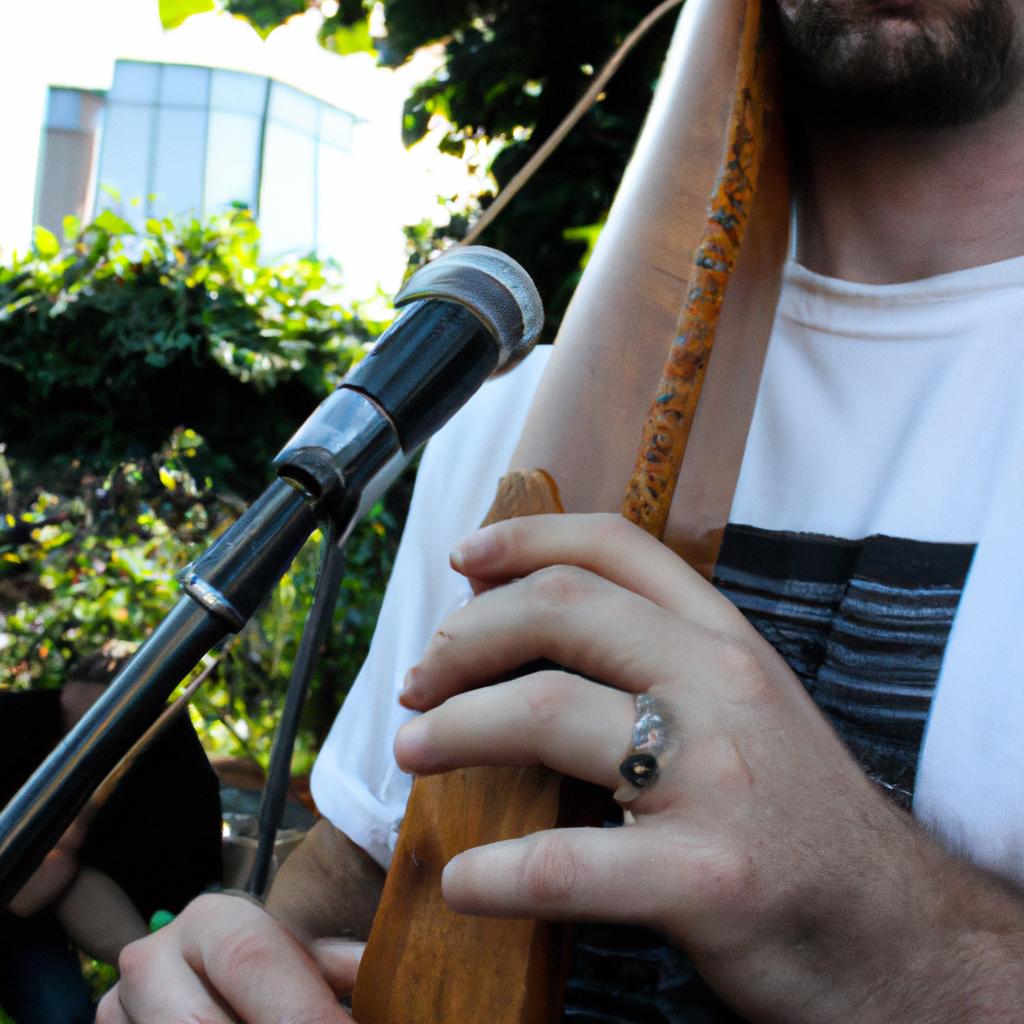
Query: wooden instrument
353 0 791 1019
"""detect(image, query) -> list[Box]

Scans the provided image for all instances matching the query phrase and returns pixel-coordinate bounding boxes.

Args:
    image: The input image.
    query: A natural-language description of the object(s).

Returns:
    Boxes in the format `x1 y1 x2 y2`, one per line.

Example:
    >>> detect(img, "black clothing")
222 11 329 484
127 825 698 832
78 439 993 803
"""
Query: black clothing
0 689 222 1022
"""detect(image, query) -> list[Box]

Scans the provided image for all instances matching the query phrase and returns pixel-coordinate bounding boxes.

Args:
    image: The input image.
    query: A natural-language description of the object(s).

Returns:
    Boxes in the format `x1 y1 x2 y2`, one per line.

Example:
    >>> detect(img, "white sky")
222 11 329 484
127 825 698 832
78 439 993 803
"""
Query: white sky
0 0 489 295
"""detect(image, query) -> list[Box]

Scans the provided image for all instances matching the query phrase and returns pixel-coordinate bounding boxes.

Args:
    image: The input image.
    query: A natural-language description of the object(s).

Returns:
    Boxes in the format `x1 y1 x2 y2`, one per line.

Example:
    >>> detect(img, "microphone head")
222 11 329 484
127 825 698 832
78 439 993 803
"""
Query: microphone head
394 246 544 369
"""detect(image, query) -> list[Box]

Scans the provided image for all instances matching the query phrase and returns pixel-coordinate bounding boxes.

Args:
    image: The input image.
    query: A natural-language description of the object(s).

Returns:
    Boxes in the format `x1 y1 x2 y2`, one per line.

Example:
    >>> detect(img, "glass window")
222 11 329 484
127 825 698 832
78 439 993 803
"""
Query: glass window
160 65 210 108
210 69 267 115
47 89 83 131
205 110 261 212
96 103 154 224
80 94 104 133
260 121 316 257
151 108 207 218
89 61 358 257
109 62 159 104
268 82 317 134
319 107 354 151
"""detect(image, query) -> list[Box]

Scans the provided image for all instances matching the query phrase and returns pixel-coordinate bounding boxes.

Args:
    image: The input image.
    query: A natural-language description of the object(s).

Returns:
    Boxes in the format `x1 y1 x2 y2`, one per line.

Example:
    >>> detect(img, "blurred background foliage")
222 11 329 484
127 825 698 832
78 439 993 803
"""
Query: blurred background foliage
1 205 388 493
0 208 407 767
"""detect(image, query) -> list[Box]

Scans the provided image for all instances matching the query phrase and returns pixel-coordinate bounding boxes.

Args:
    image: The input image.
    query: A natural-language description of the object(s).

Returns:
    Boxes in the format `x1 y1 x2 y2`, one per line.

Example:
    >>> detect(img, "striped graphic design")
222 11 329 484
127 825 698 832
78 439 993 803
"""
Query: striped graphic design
714 525 975 804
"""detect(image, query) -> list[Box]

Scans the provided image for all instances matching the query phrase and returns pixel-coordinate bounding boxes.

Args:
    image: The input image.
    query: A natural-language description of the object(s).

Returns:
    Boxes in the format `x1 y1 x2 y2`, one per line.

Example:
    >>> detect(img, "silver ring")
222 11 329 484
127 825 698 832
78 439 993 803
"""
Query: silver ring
614 693 671 804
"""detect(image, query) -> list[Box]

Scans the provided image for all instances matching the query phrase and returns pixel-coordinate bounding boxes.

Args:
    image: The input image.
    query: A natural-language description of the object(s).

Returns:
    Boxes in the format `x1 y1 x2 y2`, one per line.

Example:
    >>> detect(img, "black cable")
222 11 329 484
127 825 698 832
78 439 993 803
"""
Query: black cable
246 519 348 897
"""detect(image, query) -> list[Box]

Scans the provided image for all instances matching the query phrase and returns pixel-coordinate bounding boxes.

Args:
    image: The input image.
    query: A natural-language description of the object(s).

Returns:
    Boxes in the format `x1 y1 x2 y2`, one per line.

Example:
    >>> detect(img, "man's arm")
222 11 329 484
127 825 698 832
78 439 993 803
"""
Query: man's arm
267 818 386 942
97 819 383 1024
56 866 149 965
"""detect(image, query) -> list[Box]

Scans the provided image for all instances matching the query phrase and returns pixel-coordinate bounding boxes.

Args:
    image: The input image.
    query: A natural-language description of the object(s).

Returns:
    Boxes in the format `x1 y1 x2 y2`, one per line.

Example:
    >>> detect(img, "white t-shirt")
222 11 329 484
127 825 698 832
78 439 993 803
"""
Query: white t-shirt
733 259 1023 541
311 256 1024 881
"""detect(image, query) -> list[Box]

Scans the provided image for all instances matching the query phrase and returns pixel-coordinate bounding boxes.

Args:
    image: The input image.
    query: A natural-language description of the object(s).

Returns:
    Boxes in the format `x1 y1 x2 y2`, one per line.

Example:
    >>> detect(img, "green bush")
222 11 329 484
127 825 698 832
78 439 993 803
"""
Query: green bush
0 206 389 494
0 428 407 768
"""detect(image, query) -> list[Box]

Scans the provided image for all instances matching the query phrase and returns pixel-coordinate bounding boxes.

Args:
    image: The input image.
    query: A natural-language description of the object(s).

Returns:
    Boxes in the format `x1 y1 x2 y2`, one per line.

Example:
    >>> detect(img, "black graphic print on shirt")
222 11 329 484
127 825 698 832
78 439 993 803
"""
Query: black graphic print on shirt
713 525 976 805
563 524 976 1024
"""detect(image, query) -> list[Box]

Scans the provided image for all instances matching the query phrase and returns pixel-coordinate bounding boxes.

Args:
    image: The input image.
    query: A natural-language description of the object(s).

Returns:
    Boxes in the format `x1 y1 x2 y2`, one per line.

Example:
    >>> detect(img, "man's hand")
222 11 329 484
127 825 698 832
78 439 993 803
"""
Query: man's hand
395 513 1024 1024
97 820 384 1023
97 893 362 1023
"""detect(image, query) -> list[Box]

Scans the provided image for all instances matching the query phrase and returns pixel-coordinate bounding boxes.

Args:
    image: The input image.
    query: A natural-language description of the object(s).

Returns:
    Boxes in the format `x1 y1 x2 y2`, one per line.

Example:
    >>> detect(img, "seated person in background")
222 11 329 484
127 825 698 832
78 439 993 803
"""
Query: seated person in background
0 644 222 1024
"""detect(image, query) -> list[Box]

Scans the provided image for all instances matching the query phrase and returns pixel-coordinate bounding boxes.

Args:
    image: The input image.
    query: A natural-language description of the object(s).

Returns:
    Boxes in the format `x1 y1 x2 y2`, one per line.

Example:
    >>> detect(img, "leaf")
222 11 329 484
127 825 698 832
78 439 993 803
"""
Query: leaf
33 226 60 259
63 215 81 243
158 0 216 30
159 467 178 491
320 17 375 55
563 221 605 271
94 210 136 236
438 134 466 158
225 0 306 38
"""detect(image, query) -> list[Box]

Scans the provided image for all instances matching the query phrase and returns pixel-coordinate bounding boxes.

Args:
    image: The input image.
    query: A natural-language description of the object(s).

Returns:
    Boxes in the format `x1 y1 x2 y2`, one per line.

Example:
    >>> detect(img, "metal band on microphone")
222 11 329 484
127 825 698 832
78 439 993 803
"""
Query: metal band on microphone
395 246 544 370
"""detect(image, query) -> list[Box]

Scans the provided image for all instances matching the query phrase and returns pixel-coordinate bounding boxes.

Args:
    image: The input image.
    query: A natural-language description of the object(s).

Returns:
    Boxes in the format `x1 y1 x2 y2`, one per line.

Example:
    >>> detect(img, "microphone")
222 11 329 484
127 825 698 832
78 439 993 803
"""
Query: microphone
272 245 544 526
181 244 543 631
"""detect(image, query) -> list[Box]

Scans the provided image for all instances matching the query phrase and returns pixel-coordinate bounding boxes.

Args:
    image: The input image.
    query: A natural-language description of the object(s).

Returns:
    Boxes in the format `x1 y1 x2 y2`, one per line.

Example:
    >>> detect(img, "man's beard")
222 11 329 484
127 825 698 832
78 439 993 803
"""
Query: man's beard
778 1 1024 127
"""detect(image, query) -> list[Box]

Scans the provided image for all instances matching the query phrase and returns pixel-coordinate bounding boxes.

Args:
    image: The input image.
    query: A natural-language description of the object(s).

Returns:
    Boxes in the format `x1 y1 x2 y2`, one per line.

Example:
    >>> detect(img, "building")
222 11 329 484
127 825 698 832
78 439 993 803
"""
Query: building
38 60 360 262
0 1 457 295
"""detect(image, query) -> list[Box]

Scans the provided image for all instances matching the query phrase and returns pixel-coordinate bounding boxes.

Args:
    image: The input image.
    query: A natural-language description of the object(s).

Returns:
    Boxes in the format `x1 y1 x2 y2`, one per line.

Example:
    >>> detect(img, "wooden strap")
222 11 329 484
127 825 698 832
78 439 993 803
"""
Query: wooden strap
666 111 789 576
622 3 785 555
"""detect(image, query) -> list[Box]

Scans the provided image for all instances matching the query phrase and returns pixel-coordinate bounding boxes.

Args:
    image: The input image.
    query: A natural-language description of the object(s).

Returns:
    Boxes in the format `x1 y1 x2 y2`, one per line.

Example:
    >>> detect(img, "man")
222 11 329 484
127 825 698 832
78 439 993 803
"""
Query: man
98 0 1024 1020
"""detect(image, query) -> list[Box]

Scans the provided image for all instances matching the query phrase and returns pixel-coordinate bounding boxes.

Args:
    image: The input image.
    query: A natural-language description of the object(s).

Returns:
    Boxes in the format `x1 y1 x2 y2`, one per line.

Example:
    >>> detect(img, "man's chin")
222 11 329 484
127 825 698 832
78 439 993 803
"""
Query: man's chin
779 0 1024 128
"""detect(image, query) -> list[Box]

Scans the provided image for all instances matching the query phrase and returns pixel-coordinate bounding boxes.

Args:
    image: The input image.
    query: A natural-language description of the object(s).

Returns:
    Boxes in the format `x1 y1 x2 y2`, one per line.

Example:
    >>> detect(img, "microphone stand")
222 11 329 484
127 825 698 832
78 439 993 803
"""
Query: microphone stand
246 518 348 898
0 479 319 906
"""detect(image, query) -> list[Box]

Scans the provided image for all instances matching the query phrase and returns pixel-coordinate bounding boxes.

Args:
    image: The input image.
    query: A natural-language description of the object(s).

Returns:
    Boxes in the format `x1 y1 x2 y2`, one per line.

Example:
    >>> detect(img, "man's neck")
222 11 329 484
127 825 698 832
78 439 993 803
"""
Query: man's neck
794 94 1024 283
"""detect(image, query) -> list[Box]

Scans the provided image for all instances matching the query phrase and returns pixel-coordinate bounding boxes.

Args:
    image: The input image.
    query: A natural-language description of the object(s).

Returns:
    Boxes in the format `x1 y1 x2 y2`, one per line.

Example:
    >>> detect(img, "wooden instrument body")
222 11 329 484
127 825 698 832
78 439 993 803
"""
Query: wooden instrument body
352 473 573 1024
354 1 791 1020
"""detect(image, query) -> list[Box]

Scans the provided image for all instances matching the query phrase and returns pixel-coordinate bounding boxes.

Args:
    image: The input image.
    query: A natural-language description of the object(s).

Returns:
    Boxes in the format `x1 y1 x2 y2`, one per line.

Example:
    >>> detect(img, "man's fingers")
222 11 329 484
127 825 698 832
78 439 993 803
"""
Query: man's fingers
442 826 672 928
182 898 352 1023
110 894 353 1024
396 672 633 791
111 938 238 1023
95 987 132 1024
402 568 736 713
450 513 743 629
310 938 364 997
